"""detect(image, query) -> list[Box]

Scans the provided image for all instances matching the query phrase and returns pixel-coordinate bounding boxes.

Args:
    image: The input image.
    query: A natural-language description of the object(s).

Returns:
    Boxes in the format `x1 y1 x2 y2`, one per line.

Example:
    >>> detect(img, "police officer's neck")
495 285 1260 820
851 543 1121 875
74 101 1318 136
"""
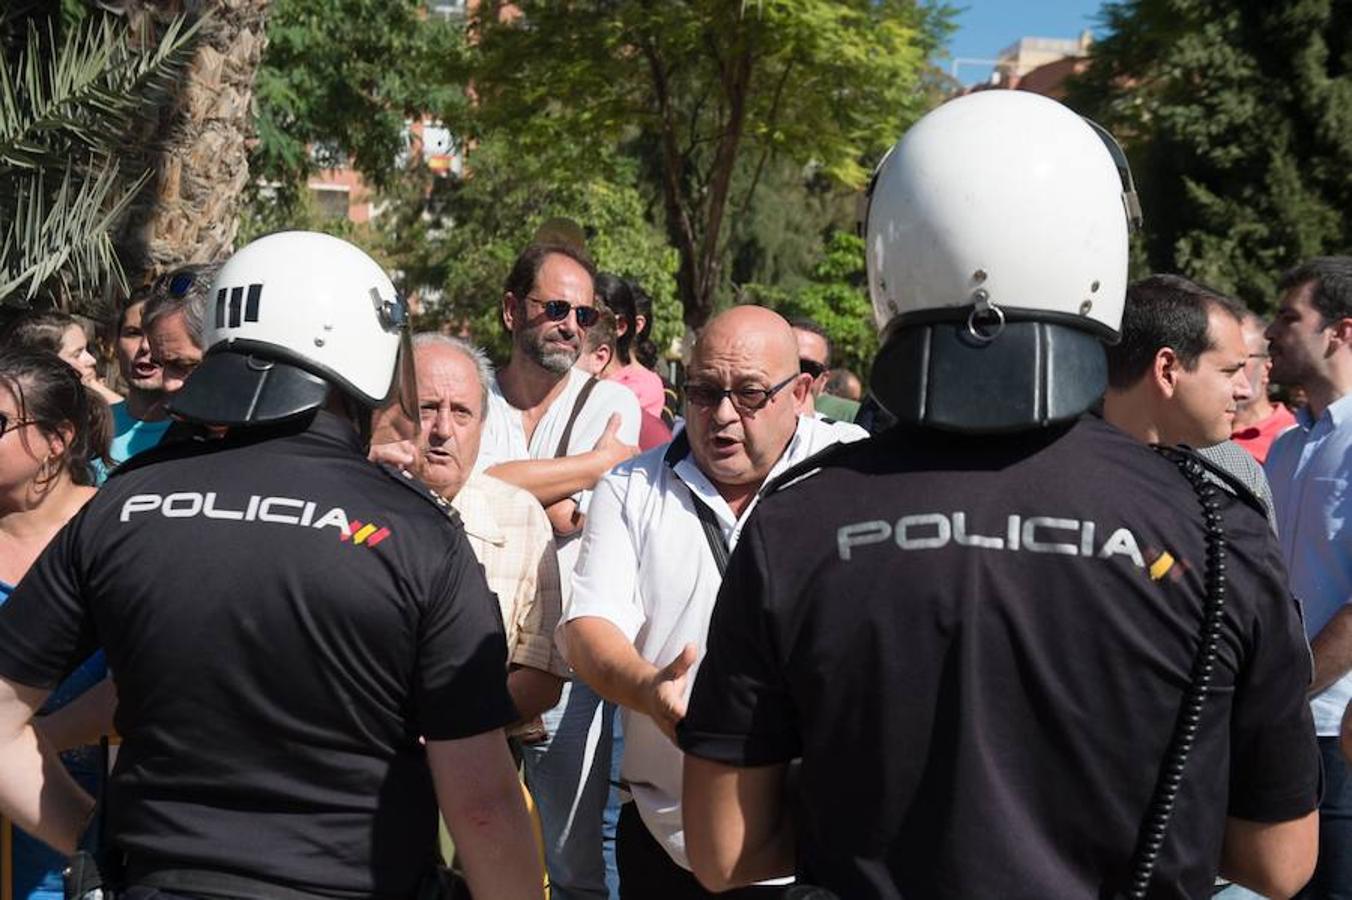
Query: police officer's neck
322 392 371 443
1101 387 1173 446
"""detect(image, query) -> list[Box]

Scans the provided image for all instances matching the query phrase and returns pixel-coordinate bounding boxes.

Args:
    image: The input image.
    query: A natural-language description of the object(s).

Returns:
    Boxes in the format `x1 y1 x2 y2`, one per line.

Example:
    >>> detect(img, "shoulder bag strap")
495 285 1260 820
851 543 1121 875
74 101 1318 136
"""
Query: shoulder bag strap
554 376 600 458
664 432 730 576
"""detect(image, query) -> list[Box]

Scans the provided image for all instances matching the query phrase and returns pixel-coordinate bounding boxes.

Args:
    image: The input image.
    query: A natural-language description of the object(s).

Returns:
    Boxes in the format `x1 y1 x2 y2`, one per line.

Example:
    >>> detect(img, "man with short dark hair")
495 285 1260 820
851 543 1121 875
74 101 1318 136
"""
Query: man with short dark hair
0 232 541 899
1264 255 1352 900
1102 274 1275 523
678 91 1318 900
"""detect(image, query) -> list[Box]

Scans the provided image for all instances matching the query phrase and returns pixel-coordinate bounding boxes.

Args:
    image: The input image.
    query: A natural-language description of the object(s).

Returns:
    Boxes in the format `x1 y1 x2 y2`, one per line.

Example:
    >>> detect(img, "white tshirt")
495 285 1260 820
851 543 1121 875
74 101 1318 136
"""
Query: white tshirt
476 367 642 596
562 414 866 869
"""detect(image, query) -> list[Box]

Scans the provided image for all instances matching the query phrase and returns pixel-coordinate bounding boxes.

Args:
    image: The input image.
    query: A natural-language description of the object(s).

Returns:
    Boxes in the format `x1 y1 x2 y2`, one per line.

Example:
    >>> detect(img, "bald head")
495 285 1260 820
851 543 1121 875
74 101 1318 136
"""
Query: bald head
693 306 799 372
684 305 808 502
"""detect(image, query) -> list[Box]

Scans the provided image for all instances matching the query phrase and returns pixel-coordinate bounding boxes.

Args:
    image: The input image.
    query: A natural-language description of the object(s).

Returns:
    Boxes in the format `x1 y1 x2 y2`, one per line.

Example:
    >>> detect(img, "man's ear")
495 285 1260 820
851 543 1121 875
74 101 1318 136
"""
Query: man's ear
1328 316 1352 352
1153 347 1180 398
791 372 813 406
501 293 519 333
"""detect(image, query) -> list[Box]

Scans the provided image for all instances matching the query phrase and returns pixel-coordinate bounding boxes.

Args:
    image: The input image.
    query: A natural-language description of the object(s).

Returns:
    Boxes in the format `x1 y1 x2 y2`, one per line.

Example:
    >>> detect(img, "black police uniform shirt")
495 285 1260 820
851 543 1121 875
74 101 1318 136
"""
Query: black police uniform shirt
678 415 1320 900
0 410 516 899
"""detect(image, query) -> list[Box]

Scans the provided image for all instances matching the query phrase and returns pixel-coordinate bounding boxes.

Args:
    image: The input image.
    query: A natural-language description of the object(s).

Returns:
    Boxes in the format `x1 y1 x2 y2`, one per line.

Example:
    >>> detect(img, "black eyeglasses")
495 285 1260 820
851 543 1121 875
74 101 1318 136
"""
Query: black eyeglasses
0 411 36 439
799 358 828 379
523 295 600 328
684 373 799 413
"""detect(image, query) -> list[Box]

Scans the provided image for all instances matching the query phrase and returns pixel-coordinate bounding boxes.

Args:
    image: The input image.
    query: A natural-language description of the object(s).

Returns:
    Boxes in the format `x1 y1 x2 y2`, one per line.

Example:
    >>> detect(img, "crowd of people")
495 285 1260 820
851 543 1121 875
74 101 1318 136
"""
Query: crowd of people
0 89 1344 900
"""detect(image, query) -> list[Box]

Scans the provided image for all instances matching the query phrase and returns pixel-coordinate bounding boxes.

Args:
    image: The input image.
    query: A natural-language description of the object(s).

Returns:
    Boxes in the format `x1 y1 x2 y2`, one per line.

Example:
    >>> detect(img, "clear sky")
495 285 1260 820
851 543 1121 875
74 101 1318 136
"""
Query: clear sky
946 1 1109 85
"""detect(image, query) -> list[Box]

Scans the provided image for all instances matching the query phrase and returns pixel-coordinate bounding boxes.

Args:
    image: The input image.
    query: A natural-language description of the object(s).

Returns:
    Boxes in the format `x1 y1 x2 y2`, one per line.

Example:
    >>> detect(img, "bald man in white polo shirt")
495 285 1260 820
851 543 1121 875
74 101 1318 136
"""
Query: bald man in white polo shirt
561 306 865 898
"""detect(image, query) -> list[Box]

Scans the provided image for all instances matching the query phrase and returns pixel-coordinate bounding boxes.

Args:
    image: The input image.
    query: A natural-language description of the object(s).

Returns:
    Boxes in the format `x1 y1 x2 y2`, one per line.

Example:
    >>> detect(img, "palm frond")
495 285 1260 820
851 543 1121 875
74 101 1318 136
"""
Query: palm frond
0 10 203 308
0 159 149 304
0 12 202 172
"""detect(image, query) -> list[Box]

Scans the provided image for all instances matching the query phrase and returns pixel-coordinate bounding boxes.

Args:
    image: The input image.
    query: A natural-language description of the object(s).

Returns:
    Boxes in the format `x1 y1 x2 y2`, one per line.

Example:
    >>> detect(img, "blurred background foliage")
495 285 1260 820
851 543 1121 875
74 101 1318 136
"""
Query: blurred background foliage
1067 0 1352 312
10 0 1349 370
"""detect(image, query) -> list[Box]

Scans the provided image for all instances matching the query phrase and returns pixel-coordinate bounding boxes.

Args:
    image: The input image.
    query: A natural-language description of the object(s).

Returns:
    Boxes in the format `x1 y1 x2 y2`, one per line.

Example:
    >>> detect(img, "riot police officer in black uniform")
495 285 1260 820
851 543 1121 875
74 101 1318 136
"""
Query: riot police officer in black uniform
677 92 1321 899
0 232 544 898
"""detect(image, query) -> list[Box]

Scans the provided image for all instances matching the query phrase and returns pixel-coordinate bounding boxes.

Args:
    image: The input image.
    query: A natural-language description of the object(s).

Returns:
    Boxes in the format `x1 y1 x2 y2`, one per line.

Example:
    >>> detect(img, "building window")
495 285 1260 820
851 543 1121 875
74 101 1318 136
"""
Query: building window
310 184 351 220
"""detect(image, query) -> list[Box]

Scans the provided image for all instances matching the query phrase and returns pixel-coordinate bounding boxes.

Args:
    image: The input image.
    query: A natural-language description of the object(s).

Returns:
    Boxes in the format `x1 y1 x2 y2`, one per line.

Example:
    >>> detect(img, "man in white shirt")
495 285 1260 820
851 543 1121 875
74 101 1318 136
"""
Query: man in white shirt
561 306 865 898
474 241 642 900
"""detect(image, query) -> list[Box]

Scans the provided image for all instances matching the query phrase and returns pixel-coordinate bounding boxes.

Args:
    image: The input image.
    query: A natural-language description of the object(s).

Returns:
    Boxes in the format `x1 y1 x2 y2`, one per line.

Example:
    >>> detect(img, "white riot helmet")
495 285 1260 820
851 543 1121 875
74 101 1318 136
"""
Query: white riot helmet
167 231 418 431
862 90 1141 433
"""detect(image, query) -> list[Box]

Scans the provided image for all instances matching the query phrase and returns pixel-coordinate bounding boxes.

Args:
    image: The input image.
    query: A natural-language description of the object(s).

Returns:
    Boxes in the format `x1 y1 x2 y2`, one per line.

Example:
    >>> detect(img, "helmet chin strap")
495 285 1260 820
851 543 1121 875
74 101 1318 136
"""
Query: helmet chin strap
870 317 1109 434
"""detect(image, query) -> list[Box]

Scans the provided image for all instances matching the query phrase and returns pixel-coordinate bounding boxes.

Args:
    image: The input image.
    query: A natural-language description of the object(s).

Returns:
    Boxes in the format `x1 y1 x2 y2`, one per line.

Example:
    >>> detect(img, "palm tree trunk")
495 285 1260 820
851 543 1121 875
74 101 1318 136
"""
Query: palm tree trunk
114 0 271 282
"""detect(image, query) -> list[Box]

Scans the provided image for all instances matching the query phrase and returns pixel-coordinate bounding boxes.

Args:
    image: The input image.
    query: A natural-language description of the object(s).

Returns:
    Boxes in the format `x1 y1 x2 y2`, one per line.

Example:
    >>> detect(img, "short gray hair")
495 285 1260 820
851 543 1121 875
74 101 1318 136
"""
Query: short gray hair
412 332 495 416
141 264 222 351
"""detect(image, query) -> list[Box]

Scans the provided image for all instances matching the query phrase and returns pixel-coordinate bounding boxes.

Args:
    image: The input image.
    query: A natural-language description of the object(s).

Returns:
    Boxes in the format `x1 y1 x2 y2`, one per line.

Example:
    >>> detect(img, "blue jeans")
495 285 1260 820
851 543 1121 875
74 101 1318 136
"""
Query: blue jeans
1295 736 1352 900
603 711 625 898
522 679 615 900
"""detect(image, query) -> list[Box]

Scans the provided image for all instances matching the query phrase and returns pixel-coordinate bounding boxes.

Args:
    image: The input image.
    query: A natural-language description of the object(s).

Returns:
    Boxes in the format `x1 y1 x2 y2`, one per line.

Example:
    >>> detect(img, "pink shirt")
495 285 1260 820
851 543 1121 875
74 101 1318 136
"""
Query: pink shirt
610 364 666 419
1232 403 1298 464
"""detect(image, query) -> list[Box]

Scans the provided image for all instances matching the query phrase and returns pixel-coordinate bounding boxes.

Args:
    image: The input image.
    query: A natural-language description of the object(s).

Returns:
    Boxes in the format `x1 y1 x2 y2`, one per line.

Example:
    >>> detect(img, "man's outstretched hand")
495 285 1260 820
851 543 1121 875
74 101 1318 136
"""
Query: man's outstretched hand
646 643 697 744
593 413 640 471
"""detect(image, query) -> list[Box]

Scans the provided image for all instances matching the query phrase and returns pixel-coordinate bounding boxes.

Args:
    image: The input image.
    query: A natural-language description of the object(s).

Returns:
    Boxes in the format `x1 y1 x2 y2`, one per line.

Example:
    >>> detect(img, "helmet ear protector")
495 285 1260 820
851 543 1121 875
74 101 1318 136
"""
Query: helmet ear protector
859 93 1141 434
1081 117 1143 234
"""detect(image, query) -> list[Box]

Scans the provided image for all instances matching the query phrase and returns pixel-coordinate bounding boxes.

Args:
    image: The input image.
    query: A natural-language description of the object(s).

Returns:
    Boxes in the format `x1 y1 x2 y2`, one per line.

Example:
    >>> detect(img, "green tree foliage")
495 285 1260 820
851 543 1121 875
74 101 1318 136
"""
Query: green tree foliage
470 0 941 329
0 3 199 308
248 0 466 208
1069 0 1352 309
746 230 876 378
725 157 857 299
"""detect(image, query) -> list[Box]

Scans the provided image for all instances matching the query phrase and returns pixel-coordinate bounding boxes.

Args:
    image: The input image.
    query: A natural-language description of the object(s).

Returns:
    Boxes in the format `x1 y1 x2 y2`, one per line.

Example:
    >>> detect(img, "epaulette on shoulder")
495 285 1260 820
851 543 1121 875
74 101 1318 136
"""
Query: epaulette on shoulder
377 463 463 528
762 440 854 497
1156 444 1267 521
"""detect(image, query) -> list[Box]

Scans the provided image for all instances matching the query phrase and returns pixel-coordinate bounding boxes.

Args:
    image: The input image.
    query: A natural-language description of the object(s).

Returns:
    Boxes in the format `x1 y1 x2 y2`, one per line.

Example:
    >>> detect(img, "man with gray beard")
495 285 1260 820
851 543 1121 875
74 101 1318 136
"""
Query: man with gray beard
475 241 641 899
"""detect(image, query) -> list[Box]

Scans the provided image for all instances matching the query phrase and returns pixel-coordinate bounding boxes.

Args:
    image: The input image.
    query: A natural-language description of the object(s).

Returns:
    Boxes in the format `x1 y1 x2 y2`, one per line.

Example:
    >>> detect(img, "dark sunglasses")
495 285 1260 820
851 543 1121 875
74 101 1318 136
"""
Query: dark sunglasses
162 271 196 297
799 358 828 379
523 295 600 329
683 373 799 413
0 411 36 439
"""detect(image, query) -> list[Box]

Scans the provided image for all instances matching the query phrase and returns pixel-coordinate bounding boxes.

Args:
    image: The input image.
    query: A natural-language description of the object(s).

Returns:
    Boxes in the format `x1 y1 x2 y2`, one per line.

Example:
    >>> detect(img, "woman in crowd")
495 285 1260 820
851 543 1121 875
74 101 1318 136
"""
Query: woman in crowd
593 274 665 420
0 348 112 900
2 311 123 406
578 301 670 451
